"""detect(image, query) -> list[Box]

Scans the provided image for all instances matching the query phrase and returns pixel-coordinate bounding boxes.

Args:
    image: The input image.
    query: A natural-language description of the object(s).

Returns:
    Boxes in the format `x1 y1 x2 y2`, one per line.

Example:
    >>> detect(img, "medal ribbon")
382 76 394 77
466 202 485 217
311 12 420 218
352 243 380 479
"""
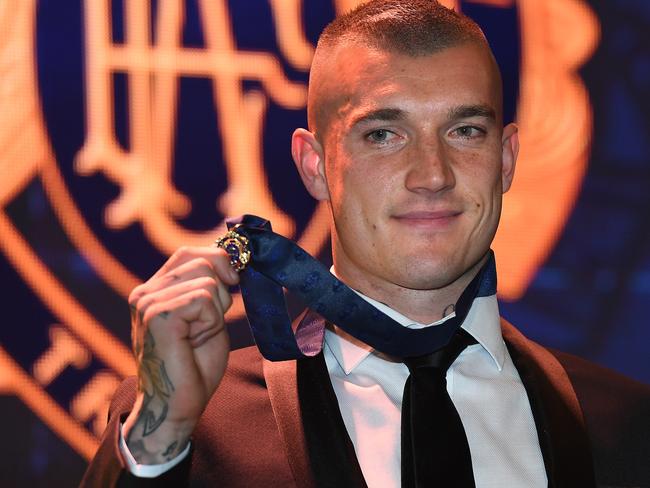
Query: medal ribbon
224 215 496 361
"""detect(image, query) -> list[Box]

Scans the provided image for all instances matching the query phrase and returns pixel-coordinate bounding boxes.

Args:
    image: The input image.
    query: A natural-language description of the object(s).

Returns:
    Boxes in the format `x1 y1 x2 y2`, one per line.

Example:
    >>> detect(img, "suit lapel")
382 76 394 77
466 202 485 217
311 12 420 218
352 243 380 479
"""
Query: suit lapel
501 319 596 487
265 314 596 487
264 353 316 488
264 311 367 488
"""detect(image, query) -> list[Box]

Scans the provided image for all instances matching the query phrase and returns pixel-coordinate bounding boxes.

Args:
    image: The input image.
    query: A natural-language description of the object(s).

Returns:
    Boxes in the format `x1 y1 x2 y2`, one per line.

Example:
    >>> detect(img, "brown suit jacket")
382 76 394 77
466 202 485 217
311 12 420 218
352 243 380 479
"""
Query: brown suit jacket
80 320 650 488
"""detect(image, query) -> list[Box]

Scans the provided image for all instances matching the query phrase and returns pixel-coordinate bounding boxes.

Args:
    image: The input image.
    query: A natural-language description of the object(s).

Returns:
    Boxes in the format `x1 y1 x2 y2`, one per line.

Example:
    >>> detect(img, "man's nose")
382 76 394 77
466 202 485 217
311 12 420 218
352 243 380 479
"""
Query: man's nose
404 136 456 194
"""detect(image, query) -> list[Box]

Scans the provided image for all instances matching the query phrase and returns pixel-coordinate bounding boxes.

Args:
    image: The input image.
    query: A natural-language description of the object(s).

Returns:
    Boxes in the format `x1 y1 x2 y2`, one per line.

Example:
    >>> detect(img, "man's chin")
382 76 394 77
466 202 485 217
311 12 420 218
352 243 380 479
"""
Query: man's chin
389 261 465 291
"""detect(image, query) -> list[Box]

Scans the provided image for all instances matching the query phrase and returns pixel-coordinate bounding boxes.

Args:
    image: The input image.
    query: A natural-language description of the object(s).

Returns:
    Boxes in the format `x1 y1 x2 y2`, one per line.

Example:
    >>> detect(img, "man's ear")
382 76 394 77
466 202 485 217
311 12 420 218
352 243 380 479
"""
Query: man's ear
501 122 519 193
292 128 330 201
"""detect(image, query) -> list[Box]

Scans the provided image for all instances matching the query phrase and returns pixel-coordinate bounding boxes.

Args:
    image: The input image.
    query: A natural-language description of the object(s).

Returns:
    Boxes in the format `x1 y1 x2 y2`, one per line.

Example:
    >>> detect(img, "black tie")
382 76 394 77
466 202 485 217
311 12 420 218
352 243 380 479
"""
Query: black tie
401 329 478 488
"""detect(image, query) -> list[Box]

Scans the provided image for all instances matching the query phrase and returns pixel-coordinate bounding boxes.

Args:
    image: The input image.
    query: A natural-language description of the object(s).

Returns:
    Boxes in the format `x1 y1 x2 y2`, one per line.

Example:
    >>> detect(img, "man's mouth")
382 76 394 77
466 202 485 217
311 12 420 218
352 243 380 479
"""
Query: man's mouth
391 210 462 229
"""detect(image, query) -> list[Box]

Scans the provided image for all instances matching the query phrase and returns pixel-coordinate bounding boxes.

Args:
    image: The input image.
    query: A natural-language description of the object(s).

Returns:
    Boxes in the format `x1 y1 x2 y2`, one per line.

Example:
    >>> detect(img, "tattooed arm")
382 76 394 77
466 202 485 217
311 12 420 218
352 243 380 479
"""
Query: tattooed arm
122 247 239 465
124 329 184 464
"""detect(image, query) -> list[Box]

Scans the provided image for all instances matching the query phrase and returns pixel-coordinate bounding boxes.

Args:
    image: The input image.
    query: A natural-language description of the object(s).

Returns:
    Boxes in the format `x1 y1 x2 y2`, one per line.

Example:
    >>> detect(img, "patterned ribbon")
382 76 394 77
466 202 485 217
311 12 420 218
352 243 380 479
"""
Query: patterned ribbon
225 215 496 361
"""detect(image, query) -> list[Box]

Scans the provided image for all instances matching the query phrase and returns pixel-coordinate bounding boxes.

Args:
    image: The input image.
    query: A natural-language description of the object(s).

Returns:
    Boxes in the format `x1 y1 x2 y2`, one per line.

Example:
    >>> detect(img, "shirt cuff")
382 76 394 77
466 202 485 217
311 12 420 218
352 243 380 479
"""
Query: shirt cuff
119 423 191 478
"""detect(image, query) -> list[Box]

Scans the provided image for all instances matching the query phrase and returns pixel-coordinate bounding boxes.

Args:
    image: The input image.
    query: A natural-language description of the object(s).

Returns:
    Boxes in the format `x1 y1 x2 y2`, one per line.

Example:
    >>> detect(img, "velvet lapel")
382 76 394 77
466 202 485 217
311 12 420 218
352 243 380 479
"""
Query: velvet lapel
264 352 316 488
501 319 596 487
264 312 367 488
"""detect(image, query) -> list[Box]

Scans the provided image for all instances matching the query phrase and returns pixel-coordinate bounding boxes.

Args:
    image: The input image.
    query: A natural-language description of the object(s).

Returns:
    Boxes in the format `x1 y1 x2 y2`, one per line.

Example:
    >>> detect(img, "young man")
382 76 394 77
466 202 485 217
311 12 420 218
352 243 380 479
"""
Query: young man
82 1 650 487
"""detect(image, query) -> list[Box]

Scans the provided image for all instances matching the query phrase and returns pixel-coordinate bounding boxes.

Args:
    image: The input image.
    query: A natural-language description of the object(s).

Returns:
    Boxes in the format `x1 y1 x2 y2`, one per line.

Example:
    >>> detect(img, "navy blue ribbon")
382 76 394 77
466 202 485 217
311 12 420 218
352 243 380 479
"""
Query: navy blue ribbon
227 215 496 361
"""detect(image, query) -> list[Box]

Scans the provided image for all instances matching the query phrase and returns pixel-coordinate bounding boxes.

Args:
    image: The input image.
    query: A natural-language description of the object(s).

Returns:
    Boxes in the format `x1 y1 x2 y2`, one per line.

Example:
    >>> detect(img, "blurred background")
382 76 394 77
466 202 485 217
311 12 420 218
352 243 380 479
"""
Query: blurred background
0 0 648 485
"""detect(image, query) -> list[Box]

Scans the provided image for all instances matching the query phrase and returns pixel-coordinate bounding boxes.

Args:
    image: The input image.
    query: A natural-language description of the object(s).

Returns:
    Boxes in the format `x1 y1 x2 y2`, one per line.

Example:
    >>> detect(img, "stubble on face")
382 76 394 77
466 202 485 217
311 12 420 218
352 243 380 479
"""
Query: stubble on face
307 40 513 322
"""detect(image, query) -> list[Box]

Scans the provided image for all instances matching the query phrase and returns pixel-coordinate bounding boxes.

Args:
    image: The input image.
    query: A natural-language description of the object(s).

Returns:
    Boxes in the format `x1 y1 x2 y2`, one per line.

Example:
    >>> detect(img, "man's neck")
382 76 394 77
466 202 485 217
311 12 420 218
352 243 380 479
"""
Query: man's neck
331 256 486 324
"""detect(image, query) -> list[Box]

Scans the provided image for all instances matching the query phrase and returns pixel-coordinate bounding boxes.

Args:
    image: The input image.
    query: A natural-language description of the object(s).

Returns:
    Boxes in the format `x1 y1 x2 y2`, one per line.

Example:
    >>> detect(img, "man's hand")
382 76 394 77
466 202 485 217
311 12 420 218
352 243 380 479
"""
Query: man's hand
122 246 239 464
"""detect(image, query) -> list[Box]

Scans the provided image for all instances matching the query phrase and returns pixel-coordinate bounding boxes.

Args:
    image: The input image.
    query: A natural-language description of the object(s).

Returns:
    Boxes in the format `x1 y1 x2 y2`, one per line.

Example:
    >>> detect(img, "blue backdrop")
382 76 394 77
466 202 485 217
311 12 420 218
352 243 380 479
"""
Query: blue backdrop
0 1 648 485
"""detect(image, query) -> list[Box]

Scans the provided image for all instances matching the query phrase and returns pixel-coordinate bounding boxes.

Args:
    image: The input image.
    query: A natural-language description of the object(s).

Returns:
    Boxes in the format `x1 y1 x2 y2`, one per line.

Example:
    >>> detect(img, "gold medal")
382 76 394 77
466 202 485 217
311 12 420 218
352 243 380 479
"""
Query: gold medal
214 226 251 272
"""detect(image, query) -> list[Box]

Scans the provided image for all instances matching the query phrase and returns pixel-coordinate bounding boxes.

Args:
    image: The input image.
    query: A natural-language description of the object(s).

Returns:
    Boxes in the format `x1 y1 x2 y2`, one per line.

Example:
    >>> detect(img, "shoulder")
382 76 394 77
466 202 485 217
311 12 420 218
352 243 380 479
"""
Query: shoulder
503 319 650 484
552 349 650 484
503 318 650 422
548 348 650 443
501 318 650 402
547 348 650 436
549 348 650 407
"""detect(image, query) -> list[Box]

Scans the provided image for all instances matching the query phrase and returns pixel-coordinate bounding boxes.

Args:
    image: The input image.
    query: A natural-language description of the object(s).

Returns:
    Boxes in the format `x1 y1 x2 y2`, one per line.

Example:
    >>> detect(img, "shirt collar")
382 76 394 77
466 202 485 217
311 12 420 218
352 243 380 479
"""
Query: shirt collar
325 267 506 375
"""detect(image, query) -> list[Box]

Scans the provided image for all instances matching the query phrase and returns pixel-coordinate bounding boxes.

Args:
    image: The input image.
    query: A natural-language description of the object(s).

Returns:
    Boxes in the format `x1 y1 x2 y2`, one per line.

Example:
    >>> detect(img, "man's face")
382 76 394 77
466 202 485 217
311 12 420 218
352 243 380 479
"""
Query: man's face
296 41 518 296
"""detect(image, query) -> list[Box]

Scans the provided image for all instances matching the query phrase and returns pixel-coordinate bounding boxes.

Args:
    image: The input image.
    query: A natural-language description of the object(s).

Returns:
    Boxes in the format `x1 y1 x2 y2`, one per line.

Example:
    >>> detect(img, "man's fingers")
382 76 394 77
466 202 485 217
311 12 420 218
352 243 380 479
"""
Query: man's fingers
162 251 239 288
188 325 224 349
152 257 217 290
125 248 235 448
129 258 215 307
159 258 233 312
134 276 228 320
129 252 237 313
144 288 224 343
208 248 241 286
150 246 239 284
214 278 233 312
185 289 226 348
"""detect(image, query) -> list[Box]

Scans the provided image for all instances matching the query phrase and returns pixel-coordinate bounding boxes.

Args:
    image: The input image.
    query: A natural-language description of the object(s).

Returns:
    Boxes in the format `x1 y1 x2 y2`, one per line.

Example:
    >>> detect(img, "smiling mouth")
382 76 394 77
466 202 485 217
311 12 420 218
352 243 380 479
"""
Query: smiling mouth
392 210 462 229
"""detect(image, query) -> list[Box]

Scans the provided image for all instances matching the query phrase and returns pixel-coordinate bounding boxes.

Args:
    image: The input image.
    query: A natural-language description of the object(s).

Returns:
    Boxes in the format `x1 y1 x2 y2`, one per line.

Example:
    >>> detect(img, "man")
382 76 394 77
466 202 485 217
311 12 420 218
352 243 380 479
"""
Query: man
81 1 650 487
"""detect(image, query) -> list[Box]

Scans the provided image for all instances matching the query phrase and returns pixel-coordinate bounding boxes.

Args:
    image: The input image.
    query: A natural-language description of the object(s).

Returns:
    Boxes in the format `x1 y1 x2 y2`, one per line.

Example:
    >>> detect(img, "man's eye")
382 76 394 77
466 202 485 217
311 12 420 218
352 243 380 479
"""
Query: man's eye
453 126 485 138
366 129 396 143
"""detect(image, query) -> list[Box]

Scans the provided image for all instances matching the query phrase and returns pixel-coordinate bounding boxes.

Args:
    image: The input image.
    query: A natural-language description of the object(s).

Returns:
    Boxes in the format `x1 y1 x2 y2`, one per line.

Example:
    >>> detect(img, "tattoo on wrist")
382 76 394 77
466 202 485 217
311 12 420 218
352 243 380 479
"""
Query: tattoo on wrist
127 437 183 463
134 330 175 437
162 440 179 458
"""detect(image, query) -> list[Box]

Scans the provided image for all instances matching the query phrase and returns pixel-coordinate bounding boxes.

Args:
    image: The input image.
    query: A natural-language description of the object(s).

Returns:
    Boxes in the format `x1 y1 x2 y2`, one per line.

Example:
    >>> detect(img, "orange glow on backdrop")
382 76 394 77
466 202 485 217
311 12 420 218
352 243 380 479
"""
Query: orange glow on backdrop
0 0 598 460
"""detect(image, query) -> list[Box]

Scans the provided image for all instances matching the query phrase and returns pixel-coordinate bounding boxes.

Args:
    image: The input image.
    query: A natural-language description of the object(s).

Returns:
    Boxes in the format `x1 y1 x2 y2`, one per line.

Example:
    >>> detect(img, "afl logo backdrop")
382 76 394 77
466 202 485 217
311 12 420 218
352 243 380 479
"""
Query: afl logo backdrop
0 0 598 460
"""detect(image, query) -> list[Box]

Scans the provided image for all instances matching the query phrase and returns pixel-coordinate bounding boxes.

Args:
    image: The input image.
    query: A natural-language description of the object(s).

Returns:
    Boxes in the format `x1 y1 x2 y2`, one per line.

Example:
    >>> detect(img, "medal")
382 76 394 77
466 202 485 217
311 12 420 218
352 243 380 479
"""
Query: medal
214 226 251 272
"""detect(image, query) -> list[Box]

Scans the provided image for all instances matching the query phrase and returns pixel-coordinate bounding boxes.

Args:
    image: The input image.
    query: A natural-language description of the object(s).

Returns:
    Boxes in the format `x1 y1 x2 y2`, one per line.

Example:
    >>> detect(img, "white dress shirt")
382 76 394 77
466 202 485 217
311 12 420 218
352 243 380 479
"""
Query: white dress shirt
121 289 548 486
324 291 547 487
